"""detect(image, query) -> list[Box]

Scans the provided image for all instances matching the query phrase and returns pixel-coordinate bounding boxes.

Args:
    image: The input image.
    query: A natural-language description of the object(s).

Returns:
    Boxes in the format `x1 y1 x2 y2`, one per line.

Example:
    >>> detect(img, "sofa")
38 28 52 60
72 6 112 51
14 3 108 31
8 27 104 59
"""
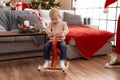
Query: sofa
0 9 45 55
66 37 114 59
0 9 74 54
0 9 114 60
36 10 114 60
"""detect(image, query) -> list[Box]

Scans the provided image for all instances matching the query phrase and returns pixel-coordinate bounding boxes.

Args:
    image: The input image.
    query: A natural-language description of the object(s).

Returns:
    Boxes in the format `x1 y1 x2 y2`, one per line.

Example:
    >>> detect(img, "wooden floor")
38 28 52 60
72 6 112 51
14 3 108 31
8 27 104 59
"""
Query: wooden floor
0 52 120 80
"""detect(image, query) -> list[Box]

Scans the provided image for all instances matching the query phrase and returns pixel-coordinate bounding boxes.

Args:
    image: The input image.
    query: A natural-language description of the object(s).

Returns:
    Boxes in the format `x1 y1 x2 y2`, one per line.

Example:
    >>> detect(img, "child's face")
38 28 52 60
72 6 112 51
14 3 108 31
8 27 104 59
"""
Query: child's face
51 15 61 24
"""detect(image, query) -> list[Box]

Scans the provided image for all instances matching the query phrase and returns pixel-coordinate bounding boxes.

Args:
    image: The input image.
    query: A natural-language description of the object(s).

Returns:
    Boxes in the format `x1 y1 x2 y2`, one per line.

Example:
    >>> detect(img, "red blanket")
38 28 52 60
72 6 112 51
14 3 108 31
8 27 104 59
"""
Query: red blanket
65 26 114 58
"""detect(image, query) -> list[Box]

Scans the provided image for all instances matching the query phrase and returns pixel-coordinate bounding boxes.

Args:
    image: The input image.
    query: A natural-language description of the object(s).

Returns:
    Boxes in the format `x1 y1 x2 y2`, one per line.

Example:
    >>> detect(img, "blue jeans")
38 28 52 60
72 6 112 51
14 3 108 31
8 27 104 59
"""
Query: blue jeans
43 41 67 60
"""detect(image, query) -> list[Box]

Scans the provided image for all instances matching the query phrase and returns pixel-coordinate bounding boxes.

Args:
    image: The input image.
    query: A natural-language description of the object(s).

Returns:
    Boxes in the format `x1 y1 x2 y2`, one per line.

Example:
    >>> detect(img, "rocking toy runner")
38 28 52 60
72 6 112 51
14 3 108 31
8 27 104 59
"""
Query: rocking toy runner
38 35 69 73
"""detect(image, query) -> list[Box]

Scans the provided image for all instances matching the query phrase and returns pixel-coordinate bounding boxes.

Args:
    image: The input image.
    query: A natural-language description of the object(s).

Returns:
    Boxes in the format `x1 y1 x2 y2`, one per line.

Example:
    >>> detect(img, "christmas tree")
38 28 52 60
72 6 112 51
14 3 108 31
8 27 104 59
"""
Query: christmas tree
29 0 60 10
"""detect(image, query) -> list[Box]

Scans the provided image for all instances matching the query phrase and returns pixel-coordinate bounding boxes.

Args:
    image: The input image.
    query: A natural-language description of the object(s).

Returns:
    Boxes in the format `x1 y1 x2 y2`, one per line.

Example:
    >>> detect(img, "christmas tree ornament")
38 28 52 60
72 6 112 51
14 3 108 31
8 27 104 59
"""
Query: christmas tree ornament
29 0 60 9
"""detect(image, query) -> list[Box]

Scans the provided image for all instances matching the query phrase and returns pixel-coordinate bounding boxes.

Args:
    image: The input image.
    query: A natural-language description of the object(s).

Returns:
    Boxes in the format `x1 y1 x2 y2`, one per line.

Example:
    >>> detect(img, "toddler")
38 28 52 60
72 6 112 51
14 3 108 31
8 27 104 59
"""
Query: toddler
42 8 69 69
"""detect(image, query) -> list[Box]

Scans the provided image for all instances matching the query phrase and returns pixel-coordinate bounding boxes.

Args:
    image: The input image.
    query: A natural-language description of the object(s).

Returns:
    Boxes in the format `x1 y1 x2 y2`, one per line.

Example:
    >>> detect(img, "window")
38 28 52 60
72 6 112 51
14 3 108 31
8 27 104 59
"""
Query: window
72 0 120 46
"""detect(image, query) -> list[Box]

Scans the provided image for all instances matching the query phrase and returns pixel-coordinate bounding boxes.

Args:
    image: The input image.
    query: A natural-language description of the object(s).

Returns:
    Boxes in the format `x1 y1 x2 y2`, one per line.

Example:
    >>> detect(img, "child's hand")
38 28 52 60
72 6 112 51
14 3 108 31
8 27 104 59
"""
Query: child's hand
57 33 64 38
48 32 53 37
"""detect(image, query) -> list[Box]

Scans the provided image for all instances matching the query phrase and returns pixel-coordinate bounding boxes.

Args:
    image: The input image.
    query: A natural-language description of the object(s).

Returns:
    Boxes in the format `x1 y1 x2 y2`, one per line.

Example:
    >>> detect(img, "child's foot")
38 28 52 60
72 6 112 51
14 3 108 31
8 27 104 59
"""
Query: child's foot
43 60 50 68
60 60 65 68
105 60 120 68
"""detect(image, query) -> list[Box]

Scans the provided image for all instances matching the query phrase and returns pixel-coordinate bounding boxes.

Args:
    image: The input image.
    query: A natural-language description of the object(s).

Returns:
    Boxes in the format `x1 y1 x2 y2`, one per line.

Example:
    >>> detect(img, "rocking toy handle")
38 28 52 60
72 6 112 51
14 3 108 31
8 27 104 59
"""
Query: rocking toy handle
51 35 59 69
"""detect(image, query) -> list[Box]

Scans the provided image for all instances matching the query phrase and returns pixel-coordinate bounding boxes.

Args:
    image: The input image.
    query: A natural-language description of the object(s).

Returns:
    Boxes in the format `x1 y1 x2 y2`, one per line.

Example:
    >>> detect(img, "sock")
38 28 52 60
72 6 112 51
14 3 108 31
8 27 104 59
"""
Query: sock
109 60 117 64
60 60 65 68
110 54 117 63
43 60 49 68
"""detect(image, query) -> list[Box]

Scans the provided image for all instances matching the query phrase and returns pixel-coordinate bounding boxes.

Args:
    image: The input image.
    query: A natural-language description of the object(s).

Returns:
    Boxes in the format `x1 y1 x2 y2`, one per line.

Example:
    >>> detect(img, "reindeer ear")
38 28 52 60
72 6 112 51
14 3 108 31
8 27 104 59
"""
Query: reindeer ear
104 0 117 8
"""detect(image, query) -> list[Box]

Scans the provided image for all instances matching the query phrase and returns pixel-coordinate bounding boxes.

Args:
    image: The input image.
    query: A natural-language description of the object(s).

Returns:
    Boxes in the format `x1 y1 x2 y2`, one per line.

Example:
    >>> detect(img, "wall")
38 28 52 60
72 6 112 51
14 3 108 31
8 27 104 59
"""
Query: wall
58 0 72 10
3 0 72 10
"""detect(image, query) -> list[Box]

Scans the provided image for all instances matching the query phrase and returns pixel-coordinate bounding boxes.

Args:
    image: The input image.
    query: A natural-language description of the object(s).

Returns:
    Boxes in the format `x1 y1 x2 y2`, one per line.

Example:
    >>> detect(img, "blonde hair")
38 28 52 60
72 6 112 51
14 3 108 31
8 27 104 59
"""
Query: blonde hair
49 8 61 18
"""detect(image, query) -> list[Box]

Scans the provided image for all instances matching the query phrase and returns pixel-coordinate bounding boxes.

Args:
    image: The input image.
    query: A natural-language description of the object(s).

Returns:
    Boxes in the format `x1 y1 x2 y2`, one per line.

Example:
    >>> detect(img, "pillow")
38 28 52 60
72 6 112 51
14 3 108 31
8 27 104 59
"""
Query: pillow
0 10 9 30
8 10 30 31
39 9 51 21
24 8 42 20
63 12 82 26
17 13 43 29
0 25 7 31
41 19 50 29
59 10 74 20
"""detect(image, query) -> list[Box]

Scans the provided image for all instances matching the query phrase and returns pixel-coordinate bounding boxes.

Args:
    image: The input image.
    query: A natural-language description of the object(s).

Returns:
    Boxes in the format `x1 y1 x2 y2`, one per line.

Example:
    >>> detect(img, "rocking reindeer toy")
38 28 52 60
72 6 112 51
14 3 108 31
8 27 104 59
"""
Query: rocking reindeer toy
38 35 69 73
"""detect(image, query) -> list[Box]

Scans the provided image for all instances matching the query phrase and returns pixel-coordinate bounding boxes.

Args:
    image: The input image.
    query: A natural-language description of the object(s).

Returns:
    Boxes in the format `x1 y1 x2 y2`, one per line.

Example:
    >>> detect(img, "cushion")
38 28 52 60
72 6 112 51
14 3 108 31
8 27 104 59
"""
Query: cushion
8 11 30 31
17 13 43 29
0 37 15 42
14 36 32 41
66 45 82 59
59 10 74 20
0 25 7 31
0 10 9 30
39 9 51 21
63 12 82 26
24 8 42 20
